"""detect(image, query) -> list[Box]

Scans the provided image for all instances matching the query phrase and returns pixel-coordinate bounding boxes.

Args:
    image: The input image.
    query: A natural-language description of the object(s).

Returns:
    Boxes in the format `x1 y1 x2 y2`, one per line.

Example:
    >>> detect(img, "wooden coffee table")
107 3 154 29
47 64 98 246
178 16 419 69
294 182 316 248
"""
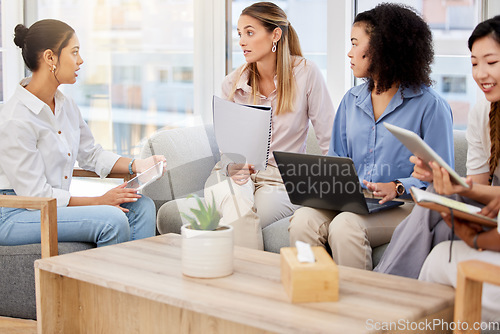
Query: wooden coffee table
35 234 455 333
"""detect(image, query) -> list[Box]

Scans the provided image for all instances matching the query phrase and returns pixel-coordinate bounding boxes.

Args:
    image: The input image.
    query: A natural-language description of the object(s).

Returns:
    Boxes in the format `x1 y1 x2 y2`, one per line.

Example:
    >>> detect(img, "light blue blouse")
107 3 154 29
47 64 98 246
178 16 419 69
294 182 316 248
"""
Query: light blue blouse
328 83 454 195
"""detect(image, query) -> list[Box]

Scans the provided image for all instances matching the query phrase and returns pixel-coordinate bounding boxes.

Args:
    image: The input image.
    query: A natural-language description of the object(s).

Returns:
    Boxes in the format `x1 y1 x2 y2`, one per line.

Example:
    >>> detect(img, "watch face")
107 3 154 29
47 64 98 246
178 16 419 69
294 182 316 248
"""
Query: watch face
396 183 405 195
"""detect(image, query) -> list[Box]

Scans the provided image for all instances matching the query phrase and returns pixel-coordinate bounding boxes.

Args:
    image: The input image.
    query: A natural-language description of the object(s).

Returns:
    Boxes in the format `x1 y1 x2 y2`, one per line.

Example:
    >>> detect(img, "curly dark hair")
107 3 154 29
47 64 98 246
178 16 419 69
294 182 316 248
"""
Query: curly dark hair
354 3 434 94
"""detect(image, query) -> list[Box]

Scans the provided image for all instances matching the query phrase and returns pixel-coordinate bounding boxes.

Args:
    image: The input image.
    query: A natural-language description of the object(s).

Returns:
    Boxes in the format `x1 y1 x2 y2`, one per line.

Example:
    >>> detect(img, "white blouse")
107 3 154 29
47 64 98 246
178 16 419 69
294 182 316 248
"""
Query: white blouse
465 97 500 184
0 78 120 206
221 57 335 167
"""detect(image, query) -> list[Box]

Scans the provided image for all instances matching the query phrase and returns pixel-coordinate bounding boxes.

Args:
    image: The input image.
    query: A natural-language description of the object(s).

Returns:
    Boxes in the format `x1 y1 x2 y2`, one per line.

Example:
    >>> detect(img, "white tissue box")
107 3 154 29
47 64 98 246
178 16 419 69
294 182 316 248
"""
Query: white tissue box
280 247 339 303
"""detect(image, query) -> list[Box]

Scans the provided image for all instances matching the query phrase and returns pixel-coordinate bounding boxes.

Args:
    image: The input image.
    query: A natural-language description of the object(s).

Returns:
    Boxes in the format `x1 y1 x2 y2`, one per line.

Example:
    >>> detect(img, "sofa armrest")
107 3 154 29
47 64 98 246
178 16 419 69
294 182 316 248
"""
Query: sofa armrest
455 260 500 333
0 196 57 258
72 168 135 181
0 170 133 259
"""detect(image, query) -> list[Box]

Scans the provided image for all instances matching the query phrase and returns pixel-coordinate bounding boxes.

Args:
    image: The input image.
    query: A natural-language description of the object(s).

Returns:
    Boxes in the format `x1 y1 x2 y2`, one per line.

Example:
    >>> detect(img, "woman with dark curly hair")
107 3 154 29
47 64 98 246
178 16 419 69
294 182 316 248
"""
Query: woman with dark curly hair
289 3 454 270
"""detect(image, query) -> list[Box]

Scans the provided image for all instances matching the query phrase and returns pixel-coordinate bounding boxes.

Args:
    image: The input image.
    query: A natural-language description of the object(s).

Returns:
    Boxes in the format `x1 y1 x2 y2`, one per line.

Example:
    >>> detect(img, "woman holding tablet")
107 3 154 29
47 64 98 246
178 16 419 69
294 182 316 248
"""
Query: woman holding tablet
289 3 454 270
375 16 500 285
0 19 165 247
419 16 500 322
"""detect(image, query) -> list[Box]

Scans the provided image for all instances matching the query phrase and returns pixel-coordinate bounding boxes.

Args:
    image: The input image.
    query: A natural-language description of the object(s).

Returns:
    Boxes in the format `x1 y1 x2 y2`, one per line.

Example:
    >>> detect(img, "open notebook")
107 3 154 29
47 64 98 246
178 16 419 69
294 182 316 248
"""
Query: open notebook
410 187 497 228
212 96 272 170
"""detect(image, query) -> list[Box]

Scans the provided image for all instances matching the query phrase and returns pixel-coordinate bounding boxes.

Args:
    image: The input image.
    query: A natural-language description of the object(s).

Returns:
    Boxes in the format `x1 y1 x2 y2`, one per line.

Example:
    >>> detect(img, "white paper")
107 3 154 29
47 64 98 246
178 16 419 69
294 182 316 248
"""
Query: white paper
295 240 316 263
213 96 272 171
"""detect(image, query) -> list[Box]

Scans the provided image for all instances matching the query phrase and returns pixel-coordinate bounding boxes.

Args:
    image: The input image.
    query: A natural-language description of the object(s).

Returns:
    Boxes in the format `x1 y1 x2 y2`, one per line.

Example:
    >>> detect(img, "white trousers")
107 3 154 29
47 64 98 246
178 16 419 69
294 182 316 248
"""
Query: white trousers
420 240 500 322
204 164 297 250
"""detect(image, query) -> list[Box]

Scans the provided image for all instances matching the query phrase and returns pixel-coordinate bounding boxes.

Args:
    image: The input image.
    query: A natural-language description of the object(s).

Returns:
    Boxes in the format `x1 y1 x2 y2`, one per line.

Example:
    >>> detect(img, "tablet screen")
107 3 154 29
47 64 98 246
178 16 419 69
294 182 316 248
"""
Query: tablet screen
384 122 469 189
125 161 164 190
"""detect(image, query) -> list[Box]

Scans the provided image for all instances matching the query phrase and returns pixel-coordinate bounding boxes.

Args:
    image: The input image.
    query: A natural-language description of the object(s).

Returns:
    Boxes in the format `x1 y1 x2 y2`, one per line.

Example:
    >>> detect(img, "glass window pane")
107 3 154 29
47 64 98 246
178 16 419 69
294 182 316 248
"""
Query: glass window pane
357 0 479 129
230 0 327 79
0 0 3 102
33 0 198 157
0 52 3 102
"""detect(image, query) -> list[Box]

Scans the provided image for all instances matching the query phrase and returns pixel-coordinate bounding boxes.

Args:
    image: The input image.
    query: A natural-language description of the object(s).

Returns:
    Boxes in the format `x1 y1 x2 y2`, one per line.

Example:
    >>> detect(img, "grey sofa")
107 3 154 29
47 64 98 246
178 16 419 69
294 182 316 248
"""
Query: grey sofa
0 170 131 320
0 243 94 319
141 125 468 267
0 127 467 321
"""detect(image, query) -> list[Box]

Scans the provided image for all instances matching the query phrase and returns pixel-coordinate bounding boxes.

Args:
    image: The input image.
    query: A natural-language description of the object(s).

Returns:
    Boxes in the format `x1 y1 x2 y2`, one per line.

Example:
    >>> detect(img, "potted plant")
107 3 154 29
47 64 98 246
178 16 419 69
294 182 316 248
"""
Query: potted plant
180 194 233 278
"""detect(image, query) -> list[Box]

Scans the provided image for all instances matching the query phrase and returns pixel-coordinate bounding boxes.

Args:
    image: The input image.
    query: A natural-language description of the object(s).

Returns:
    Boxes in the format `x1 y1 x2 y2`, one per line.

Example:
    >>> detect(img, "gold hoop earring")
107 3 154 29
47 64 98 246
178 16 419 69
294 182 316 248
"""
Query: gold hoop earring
272 41 277 53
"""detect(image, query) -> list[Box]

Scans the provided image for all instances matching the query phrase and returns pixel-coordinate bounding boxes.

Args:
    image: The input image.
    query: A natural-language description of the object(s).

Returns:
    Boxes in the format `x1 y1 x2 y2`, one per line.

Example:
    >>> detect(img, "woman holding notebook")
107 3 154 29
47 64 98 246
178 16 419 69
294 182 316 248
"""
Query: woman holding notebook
0 20 164 247
377 16 500 321
204 2 335 250
289 3 455 270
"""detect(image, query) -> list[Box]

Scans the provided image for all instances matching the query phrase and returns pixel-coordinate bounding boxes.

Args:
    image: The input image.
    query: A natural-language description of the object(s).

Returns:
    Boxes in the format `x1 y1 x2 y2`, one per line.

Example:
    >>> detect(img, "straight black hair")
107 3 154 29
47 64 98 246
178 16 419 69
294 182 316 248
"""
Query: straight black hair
468 15 500 51
14 19 75 72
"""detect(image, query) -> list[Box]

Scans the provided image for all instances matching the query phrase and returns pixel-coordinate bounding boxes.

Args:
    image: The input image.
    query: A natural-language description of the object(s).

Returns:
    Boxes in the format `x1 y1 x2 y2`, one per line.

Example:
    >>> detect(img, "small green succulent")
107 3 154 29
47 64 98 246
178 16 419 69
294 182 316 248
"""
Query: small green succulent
181 194 221 231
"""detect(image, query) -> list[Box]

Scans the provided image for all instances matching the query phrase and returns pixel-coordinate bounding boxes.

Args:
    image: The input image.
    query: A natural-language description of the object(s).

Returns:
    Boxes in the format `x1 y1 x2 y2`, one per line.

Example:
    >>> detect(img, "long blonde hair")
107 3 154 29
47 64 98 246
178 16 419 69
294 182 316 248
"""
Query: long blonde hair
230 2 303 115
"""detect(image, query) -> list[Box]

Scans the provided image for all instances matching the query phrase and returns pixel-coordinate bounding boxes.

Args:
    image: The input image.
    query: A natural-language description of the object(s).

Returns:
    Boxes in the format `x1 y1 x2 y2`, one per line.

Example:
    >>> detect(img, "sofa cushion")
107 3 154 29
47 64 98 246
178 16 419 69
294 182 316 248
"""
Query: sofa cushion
453 129 467 177
0 242 95 319
156 197 199 234
262 216 291 253
140 125 220 212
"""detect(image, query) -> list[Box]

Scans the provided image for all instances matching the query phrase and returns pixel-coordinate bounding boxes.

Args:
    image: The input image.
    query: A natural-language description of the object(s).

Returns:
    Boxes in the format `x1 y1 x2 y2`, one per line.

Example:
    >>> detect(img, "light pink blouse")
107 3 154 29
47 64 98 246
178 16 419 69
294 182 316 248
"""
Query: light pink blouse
221 57 335 167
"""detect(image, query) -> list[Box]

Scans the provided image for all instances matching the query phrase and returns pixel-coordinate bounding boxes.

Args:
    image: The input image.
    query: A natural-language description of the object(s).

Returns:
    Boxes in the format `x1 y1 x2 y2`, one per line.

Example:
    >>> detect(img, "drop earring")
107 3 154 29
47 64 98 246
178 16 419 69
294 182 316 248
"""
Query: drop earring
51 65 56 73
272 41 277 53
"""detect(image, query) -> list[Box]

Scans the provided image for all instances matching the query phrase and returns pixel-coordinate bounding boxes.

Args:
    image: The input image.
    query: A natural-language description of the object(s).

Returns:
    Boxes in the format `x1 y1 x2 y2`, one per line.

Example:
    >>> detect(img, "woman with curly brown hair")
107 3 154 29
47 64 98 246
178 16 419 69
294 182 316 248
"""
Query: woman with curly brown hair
289 3 454 270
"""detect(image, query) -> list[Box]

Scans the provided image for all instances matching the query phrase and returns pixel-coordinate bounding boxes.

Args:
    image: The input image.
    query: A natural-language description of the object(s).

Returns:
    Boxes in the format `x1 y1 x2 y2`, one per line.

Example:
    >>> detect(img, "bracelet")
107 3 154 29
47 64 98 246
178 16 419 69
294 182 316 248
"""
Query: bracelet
473 233 483 251
128 159 135 175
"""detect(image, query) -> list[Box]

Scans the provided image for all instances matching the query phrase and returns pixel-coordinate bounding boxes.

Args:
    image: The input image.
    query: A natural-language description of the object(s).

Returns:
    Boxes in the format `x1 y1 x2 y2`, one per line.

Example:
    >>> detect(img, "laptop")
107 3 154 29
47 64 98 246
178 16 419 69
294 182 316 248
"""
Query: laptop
274 151 404 215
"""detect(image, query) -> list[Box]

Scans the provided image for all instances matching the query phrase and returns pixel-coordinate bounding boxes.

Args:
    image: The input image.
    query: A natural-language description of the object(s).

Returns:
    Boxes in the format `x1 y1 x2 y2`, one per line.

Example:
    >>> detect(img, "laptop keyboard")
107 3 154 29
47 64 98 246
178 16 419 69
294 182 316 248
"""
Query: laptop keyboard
365 197 402 212
366 199 384 210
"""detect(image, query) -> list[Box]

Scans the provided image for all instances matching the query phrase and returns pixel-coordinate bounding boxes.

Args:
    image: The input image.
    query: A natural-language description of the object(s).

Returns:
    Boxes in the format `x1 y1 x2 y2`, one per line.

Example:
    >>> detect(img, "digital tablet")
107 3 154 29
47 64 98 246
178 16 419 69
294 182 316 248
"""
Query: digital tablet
384 122 470 189
125 161 164 191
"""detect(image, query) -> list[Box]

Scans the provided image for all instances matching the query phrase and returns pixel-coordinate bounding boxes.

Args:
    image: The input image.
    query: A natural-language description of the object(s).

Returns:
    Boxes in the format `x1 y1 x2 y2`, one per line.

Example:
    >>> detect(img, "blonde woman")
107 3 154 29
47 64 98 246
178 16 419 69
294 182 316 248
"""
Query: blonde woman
205 2 335 249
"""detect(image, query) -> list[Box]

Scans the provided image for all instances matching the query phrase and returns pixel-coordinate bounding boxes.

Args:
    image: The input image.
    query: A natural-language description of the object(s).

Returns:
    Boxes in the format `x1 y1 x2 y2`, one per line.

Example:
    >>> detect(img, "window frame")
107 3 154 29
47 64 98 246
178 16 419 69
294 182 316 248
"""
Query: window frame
3 0 497 117
1 1 24 102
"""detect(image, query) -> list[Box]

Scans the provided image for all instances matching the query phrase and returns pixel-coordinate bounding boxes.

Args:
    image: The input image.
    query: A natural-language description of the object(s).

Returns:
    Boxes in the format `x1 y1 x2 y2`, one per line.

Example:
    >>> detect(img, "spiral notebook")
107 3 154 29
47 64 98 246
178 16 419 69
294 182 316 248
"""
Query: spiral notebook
213 96 272 170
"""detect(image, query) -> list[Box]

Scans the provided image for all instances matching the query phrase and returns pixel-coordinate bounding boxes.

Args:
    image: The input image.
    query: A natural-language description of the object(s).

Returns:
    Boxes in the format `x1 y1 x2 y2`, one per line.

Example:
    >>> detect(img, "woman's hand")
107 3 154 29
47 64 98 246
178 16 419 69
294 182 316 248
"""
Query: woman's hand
363 180 398 204
478 196 500 218
410 155 433 182
98 183 142 213
430 161 472 196
228 163 255 186
440 211 484 247
134 155 167 174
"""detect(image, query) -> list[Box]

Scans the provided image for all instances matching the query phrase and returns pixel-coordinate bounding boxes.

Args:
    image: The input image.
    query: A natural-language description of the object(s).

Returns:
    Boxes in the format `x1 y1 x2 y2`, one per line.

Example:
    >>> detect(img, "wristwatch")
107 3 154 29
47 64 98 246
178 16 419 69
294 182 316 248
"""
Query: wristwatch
394 180 405 198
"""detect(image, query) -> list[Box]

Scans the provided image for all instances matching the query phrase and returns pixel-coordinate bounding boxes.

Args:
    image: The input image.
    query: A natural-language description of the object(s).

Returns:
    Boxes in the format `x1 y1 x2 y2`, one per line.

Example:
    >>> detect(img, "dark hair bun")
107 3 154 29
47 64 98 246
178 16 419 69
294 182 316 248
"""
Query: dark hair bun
14 24 29 48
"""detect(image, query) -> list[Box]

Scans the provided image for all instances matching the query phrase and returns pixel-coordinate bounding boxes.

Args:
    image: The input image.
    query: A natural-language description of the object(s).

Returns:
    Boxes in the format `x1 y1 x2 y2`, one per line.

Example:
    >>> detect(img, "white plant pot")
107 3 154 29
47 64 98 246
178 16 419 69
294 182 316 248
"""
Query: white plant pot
181 223 234 278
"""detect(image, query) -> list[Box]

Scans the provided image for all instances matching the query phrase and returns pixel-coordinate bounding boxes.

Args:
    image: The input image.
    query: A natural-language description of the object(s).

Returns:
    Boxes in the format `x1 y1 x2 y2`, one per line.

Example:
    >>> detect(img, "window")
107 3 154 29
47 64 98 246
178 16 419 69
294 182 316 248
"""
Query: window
0 0 3 102
229 0 327 78
26 0 200 157
442 76 467 94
